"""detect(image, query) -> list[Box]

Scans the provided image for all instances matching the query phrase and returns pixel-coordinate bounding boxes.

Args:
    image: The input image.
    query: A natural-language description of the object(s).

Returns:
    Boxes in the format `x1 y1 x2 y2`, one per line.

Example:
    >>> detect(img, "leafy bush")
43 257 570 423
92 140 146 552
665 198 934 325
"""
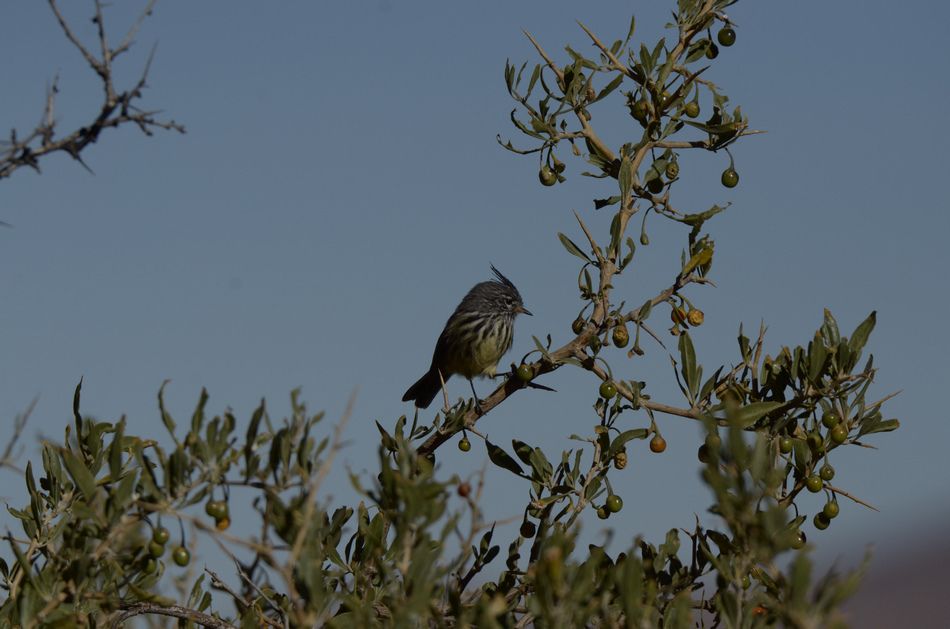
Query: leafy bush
1 1 897 626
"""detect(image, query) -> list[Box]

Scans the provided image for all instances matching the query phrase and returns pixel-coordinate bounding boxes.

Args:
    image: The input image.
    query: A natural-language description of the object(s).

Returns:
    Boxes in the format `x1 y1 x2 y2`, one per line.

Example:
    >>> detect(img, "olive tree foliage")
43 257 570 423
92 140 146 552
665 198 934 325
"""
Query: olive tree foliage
1 0 899 627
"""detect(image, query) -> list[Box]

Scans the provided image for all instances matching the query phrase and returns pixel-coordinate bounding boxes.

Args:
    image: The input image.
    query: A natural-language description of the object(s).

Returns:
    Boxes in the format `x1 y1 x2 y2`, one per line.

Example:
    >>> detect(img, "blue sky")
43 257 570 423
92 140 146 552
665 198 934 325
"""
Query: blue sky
2 0 949 596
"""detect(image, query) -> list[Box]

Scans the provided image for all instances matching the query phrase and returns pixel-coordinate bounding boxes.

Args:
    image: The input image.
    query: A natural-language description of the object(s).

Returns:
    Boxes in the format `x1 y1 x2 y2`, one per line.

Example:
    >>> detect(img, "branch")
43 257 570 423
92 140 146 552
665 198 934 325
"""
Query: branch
111 602 236 629
416 274 704 456
1 1 184 182
0 397 36 473
522 30 617 164
826 483 880 512
284 392 355 600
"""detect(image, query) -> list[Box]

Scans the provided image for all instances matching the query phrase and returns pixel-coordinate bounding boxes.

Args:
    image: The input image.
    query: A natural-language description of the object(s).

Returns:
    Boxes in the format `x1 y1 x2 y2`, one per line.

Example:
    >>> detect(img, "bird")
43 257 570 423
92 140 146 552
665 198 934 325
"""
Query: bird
402 266 531 409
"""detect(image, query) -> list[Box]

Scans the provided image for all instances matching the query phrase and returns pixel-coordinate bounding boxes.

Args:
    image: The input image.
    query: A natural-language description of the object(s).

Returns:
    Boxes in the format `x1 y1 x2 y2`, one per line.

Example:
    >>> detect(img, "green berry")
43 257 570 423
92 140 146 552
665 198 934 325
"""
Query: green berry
606 494 623 513
705 42 719 59
684 101 700 118
665 162 680 179
813 513 830 530
612 324 629 348
148 541 165 558
717 27 736 47
631 99 651 123
819 463 835 482
721 168 739 188
778 436 793 454
830 424 848 444
599 381 617 399
822 501 840 519
597 506 610 520
458 437 471 452
205 500 228 521
790 529 806 549
822 412 840 429
516 364 533 383
152 527 170 545
539 165 557 187
805 474 823 493
172 546 190 567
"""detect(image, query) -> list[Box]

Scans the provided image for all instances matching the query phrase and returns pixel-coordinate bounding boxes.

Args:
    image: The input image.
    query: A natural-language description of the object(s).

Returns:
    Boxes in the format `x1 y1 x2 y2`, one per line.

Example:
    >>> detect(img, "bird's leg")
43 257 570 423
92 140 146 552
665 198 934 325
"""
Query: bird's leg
468 378 484 414
438 369 450 412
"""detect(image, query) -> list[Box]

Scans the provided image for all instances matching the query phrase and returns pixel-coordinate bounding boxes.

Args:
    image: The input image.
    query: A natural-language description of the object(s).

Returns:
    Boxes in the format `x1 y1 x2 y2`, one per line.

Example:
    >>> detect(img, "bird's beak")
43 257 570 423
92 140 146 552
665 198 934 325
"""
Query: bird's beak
517 305 533 316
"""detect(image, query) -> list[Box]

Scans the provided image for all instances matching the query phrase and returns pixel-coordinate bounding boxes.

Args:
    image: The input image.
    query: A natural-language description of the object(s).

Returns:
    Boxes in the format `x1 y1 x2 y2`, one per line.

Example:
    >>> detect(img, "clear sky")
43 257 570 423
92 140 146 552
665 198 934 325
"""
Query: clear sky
2 0 949 603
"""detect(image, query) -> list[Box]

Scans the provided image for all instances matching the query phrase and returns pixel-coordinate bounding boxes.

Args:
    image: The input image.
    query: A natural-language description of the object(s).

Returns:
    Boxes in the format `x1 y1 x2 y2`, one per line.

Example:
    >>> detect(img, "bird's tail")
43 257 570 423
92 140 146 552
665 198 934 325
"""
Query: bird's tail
402 367 445 409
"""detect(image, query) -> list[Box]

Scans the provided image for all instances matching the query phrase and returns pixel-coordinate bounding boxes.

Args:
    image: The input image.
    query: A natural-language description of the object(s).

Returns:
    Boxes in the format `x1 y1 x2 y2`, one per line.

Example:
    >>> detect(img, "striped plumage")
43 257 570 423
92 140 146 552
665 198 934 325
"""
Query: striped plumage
403 266 531 409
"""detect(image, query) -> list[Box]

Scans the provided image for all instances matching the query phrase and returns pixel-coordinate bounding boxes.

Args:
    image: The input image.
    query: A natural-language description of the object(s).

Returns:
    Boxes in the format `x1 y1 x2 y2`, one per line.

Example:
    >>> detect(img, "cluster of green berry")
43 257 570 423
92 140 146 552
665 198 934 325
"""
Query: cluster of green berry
141 525 190 573
205 498 231 531
777 411 847 532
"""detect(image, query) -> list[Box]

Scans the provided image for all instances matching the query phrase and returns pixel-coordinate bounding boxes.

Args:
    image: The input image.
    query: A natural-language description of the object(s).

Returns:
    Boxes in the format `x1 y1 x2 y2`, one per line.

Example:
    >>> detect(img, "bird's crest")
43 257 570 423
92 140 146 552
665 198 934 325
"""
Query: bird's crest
490 265 518 293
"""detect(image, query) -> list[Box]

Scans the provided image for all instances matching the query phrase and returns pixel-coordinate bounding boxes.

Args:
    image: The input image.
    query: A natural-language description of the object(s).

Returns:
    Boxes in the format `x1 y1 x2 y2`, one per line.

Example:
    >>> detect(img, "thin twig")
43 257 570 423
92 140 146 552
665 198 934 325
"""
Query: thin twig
826 483 880 512
288 392 356 568
0 397 36 473
1 1 183 182
111 602 236 629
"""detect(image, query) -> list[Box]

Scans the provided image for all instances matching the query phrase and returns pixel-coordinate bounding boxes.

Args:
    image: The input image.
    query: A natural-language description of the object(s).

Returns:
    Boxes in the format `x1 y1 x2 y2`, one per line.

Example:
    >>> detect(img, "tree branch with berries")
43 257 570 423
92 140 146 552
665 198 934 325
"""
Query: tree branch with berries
0 1 898 627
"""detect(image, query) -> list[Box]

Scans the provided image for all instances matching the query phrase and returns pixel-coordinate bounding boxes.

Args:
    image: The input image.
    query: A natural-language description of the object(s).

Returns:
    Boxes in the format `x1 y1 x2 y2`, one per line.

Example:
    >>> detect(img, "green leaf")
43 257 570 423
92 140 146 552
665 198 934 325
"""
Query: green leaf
72 378 83 446
529 447 553 483
821 308 840 347
532 335 552 361
375 421 396 452
512 440 534 467
557 232 592 262
158 381 176 437
681 244 712 276
190 387 209 434
109 417 126 481
675 204 725 228
808 332 827 382
61 448 97 501
848 311 876 357
620 237 636 270
678 332 698 400
594 195 621 209
486 440 526 477
860 418 900 436
731 401 784 428
609 213 622 257
624 15 636 46
134 448 161 499
619 154 633 206
737 326 751 362
526 64 541 97
699 366 724 403
636 299 652 321
595 73 624 102
608 429 649 457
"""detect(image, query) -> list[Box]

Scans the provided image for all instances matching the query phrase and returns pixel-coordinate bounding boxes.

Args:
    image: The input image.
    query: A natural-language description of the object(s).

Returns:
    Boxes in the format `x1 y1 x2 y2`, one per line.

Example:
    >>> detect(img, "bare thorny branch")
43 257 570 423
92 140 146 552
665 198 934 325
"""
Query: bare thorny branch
0 0 183 183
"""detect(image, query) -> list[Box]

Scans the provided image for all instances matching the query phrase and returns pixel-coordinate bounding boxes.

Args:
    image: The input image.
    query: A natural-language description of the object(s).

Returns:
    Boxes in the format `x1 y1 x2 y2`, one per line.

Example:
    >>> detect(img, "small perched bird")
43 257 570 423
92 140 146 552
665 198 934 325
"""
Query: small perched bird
403 266 531 409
